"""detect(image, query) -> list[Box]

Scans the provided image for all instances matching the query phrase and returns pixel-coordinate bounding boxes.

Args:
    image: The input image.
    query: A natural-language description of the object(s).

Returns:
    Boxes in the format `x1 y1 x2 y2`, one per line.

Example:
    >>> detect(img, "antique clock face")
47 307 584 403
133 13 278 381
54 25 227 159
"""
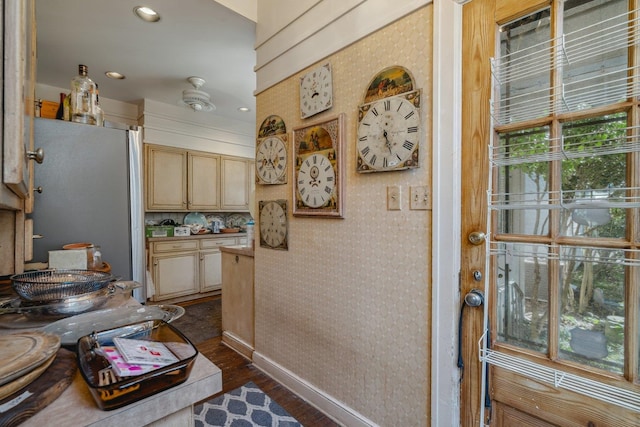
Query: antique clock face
259 200 288 250
255 135 287 184
300 63 333 119
292 113 344 217
296 153 336 208
356 90 421 173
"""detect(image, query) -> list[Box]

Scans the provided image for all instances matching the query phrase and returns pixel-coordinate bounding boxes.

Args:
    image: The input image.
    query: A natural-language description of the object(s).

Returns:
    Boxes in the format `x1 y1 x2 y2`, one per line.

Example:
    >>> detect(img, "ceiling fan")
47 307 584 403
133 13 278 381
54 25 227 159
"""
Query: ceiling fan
180 76 216 112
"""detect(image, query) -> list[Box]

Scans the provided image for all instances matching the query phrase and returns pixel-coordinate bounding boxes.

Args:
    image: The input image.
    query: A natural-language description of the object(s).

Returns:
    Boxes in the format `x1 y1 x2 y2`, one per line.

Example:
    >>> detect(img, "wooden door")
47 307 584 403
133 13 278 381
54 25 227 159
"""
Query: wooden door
460 0 640 425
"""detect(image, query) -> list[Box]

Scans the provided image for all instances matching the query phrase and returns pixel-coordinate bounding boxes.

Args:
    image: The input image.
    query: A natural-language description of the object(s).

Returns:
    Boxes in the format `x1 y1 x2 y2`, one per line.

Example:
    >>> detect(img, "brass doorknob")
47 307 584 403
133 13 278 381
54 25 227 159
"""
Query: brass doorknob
468 231 486 245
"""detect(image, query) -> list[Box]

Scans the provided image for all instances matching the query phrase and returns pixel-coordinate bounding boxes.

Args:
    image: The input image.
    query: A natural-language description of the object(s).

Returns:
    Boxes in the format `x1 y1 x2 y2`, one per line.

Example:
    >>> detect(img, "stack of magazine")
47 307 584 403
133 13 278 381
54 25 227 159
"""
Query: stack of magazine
98 338 180 377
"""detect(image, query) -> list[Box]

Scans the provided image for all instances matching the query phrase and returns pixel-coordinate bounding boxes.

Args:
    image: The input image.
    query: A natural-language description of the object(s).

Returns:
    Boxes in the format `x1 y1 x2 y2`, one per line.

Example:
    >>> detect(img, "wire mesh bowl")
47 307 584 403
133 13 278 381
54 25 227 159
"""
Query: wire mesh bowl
10 269 115 302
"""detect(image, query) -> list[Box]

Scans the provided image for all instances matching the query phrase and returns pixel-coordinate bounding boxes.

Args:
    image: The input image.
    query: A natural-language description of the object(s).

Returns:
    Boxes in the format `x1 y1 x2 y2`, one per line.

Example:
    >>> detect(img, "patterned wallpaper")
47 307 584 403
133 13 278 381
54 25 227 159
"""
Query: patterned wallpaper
255 6 432 425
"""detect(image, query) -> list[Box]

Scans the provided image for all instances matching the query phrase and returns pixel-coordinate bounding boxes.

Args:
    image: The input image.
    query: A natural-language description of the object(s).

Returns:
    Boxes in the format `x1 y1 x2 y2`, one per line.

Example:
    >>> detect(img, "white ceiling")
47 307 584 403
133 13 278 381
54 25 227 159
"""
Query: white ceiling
35 0 257 125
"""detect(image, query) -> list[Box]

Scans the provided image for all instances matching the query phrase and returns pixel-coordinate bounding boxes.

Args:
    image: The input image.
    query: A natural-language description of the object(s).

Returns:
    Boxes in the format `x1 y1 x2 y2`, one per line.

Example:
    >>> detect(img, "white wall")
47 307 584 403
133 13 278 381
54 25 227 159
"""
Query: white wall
254 1 463 425
255 0 429 93
141 99 255 158
35 84 255 159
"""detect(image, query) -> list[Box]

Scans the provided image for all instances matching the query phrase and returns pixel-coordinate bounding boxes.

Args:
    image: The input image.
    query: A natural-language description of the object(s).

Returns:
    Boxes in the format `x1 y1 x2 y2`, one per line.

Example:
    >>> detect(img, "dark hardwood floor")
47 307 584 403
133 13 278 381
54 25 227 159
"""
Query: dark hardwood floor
180 298 340 426
196 337 340 427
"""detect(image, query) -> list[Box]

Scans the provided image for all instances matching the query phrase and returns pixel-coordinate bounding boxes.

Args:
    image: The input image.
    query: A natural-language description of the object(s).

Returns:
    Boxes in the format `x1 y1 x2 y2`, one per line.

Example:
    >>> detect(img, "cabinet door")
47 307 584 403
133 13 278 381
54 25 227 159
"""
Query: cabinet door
188 152 219 210
151 252 199 301
220 157 250 211
200 249 222 292
3 0 35 203
145 145 187 211
221 252 254 346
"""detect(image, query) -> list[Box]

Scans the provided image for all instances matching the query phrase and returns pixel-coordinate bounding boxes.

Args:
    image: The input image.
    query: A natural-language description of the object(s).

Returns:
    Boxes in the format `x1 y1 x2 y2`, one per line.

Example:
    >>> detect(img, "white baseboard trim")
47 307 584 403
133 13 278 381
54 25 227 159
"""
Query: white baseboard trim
221 331 254 360
252 351 379 427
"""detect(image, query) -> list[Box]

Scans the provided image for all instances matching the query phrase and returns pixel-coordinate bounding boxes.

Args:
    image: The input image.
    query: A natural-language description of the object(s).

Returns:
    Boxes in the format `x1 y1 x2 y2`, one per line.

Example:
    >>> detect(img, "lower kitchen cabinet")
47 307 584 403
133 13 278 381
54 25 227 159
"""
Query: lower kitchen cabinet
221 246 254 359
148 235 245 302
153 251 199 300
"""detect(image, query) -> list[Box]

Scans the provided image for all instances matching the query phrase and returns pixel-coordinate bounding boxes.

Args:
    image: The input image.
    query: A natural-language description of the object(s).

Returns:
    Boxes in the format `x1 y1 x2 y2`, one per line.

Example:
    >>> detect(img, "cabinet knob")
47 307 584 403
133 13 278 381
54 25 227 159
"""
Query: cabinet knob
33 186 43 194
27 147 45 164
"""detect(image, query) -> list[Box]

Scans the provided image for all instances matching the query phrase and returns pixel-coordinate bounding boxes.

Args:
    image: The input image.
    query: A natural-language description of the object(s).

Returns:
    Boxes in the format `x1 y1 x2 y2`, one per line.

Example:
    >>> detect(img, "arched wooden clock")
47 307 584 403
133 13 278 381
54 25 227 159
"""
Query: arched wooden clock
255 115 288 185
356 66 421 173
292 114 345 218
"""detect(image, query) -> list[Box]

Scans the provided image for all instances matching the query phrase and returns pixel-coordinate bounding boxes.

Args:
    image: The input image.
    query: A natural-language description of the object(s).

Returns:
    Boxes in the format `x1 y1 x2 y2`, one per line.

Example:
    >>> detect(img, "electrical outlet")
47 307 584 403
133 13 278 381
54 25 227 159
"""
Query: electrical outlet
410 185 430 210
387 186 401 210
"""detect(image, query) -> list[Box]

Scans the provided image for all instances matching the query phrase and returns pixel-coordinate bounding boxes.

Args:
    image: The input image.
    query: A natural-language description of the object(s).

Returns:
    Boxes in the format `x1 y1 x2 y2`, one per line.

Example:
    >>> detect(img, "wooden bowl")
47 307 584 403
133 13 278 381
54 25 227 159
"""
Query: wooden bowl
220 228 240 233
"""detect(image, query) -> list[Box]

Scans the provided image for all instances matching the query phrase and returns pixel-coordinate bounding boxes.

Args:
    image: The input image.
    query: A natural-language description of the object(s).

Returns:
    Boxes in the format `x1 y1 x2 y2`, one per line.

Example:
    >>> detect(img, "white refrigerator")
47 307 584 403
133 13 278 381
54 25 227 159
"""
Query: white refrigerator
31 118 146 301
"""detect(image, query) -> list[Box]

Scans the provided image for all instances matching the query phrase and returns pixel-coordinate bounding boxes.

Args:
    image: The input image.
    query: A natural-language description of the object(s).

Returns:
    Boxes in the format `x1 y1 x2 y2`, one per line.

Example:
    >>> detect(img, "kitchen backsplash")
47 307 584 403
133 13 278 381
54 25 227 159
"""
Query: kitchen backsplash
144 212 252 229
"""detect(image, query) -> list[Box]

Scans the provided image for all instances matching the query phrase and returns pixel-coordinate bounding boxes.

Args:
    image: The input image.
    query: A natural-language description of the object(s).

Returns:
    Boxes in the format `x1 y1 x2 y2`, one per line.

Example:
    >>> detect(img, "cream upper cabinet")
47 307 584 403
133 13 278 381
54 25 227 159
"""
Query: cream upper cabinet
145 143 251 212
221 156 253 211
188 152 220 211
145 144 187 211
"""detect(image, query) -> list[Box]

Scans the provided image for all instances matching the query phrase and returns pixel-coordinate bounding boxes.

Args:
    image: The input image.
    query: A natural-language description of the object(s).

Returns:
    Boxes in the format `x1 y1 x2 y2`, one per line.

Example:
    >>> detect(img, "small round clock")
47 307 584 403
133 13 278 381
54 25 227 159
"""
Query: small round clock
255 135 287 184
296 152 336 208
356 90 421 173
300 63 333 119
259 200 288 250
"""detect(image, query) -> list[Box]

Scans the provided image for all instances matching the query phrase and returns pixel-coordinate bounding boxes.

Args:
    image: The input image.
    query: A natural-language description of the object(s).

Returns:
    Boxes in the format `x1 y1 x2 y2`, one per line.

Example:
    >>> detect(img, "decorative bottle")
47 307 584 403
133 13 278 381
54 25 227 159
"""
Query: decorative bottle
70 64 96 125
246 219 254 248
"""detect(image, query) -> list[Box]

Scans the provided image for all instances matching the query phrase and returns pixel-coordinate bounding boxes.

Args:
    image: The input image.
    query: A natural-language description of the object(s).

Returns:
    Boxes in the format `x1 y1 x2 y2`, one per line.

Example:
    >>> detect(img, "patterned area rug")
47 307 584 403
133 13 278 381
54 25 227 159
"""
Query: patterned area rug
194 381 303 427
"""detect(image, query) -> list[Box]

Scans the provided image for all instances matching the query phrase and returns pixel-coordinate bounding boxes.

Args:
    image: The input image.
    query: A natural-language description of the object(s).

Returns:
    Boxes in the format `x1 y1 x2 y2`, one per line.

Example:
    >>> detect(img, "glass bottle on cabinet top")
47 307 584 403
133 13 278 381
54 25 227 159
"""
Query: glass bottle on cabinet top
70 64 96 125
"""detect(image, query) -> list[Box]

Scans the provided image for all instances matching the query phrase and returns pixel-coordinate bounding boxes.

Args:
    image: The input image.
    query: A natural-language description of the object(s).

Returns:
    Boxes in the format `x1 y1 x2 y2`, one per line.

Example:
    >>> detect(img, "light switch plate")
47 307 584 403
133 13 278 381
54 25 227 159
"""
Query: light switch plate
410 185 430 210
387 186 401 210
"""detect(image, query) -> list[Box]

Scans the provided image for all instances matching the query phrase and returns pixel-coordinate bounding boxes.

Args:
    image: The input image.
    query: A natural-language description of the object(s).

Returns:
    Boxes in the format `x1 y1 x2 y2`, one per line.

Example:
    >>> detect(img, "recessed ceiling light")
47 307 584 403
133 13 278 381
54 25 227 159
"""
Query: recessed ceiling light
133 6 160 22
238 107 251 112
105 71 125 80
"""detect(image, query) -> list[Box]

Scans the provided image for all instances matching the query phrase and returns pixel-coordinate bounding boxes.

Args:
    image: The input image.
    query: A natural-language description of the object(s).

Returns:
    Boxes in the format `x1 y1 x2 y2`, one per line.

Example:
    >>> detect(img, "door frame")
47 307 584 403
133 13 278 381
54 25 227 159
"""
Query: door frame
431 0 464 426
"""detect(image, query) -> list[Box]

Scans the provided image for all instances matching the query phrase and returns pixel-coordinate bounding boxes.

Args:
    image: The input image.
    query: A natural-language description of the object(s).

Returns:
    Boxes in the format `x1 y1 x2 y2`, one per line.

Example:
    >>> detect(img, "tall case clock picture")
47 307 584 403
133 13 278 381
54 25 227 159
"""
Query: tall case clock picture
256 115 288 185
300 63 333 119
292 113 345 218
356 66 421 173
259 199 288 250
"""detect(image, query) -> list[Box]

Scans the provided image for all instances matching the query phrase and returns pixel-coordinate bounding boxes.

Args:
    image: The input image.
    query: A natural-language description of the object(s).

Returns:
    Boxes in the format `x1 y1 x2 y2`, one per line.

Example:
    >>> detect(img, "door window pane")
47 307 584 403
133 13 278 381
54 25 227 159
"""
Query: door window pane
496 128 550 235
560 115 627 239
495 242 549 353
496 9 551 124
558 246 626 374
562 0 628 110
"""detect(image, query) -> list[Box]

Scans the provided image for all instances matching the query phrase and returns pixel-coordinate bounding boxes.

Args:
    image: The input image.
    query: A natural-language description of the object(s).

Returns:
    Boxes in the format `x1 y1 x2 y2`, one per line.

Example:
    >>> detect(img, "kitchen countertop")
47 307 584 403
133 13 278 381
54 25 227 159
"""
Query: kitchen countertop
219 245 254 257
147 232 246 242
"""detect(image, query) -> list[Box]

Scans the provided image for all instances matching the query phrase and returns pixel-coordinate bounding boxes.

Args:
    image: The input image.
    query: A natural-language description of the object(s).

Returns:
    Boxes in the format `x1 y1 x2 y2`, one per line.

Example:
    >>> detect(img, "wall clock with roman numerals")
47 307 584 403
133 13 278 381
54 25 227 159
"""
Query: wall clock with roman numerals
356 66 421 173
300 63 333 119
256 134 288 184
256 115 288 184
292 113 345 218
259 199 288 250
